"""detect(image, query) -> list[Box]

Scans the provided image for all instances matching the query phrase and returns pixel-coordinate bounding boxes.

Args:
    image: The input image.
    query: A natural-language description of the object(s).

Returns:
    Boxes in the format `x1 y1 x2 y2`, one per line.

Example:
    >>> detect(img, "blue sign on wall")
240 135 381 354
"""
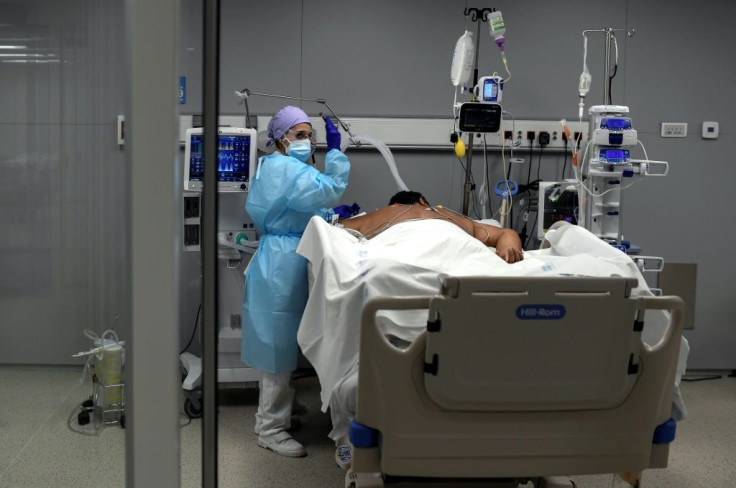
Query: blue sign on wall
179 76 186 104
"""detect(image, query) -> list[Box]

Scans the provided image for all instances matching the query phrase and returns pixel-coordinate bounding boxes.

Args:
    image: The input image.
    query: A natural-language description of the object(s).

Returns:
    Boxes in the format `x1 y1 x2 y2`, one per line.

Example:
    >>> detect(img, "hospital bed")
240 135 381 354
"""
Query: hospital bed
345 275 684 488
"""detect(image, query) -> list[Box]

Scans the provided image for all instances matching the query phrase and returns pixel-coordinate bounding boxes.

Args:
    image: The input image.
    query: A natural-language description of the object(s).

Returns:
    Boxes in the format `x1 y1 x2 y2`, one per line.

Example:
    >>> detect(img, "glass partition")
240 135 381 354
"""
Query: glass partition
0 0 128 486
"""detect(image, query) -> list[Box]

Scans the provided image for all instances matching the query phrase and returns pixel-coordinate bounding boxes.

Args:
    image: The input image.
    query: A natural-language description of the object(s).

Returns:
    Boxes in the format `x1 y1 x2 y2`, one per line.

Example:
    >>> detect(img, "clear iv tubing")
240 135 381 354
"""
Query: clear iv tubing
342 134 409 192
500 53 512 83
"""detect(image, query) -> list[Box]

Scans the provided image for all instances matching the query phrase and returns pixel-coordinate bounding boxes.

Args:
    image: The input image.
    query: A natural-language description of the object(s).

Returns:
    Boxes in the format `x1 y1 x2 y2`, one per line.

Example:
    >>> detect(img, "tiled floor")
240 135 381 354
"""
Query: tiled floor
1 366 734 488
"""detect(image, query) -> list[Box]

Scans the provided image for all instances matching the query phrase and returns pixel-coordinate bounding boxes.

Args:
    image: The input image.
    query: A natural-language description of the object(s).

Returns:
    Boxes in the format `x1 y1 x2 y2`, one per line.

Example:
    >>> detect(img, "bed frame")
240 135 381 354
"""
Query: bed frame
346 276 684 488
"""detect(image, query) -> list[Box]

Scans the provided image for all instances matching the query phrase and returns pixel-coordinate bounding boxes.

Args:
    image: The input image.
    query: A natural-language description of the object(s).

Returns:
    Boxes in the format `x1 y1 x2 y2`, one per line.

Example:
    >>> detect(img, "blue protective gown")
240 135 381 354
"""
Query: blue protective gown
242 149 350 374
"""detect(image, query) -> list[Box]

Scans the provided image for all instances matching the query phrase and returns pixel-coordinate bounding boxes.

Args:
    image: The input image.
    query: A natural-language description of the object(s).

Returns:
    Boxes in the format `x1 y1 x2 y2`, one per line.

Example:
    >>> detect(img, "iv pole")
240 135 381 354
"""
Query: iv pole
460 7 494 216
582 28 635 104
580 27 634 245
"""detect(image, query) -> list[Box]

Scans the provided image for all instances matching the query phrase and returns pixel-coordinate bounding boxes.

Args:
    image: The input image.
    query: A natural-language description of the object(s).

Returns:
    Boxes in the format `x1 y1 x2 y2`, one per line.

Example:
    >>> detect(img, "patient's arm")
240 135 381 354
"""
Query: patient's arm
433 208 524 263
491 228 524 263
471 222 523 263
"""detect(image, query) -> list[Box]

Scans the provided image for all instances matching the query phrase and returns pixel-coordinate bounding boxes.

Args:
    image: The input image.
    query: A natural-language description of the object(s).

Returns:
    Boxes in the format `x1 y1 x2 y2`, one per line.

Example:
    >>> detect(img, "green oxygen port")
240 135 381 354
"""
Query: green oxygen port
235 233 249 246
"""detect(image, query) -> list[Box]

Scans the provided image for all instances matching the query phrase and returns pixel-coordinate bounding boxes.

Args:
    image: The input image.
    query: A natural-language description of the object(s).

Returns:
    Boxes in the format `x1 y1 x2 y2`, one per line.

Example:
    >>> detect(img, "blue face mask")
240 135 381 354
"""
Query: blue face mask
286 139 312 162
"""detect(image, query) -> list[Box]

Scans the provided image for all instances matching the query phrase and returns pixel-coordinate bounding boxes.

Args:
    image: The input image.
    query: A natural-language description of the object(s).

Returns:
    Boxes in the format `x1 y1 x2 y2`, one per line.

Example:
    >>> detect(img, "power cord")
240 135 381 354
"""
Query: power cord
180 303 201 355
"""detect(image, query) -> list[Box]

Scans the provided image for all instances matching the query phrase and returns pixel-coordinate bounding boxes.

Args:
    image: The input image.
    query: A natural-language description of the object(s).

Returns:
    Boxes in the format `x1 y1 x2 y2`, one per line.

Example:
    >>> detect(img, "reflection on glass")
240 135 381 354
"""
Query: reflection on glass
0 1 128 486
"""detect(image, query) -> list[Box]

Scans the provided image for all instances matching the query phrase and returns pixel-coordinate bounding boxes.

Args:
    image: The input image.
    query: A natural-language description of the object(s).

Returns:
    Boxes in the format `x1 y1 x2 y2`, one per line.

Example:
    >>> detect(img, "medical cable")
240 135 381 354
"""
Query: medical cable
516 147 540 248
573 138 593 187
484 135 493 216
360 205 415 240
455 155 483 220
574 139 650 199
360 204 491 245
471 179 483 220
608 35 619 105
561 137 569 179
536 143 544 183
522 214 537 250
477 135 490 219
430 204 492 245
637 139 650 161
492 128 513 224
576 163 646 199
67 401 101 436
180 303 201 355
502 110 522 149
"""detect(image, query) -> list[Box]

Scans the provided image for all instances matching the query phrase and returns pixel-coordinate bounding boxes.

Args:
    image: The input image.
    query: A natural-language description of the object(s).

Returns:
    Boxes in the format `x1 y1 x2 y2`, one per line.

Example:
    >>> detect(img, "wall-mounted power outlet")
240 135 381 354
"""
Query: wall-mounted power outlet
117 115 125 146
660 122 687 138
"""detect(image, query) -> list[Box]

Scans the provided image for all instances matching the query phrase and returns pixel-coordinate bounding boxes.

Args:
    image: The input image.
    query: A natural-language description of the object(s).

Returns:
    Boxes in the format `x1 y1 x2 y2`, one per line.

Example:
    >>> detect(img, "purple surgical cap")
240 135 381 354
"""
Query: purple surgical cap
267 106 311 147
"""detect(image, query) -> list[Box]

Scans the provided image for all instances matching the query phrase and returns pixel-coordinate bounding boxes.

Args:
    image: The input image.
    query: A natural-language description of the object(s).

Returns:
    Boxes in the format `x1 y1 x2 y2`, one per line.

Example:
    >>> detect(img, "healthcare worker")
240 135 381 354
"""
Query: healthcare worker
243 106 350 457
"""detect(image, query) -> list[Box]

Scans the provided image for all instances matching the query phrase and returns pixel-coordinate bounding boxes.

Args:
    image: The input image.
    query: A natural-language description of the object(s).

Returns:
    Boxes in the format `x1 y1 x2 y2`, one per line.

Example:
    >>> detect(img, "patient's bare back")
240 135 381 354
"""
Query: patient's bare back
340 204 476 240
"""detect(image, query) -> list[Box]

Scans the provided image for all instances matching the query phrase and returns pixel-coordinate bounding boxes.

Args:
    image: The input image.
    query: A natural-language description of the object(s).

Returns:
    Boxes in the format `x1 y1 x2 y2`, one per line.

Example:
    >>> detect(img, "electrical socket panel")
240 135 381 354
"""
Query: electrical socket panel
660 122 687 138
480 119 589 150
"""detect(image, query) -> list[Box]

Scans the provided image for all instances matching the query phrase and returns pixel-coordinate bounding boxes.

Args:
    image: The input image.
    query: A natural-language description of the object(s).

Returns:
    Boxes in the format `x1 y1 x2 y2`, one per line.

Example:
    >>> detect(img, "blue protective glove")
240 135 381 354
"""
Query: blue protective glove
333 202 361 219
324 116 341 152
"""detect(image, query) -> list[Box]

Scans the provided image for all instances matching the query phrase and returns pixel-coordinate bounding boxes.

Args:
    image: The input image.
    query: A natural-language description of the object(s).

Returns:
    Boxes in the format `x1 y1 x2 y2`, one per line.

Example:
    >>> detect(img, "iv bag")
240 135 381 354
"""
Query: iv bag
451 31 475 87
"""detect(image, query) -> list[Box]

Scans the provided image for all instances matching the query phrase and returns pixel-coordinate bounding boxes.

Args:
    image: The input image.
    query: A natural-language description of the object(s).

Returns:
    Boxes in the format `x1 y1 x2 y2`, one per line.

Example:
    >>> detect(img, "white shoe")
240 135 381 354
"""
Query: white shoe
258 431 306 458
335 444 352 471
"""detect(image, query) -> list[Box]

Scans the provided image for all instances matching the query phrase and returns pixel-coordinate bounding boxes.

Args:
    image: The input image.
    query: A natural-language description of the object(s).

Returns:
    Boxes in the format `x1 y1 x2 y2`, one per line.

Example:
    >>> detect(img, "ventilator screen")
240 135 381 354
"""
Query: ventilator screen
188 134 251 183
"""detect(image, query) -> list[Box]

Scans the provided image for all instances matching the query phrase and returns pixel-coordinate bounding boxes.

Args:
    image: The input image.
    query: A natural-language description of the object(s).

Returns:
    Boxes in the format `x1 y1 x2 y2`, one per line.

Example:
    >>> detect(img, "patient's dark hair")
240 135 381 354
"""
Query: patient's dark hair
388 191 429 206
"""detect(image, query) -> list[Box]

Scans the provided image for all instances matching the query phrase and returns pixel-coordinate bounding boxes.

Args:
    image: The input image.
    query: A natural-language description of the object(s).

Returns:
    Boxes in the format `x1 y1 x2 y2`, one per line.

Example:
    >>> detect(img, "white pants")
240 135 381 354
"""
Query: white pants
328 369 358 443
256 370 295 438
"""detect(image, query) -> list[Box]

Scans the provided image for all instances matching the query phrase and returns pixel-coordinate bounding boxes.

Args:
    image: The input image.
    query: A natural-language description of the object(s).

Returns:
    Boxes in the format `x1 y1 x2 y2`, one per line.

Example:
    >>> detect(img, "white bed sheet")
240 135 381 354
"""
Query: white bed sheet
296 217 689 419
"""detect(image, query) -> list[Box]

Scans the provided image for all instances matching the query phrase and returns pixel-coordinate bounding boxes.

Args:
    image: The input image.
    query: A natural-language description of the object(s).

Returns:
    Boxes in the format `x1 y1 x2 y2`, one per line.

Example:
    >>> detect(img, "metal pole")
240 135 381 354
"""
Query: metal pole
603 28 612 104
462 19 483 216
202 0 219 486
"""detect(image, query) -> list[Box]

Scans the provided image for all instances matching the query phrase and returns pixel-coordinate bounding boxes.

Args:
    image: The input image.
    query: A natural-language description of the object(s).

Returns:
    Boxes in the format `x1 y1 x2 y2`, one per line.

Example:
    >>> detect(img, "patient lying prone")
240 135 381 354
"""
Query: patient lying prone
297 200 690 470
339 191 524 263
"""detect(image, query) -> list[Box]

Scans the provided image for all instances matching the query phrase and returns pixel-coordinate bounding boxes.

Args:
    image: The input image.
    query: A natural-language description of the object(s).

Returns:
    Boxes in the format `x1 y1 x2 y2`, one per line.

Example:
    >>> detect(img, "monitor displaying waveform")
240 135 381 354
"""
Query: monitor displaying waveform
188 134 251 182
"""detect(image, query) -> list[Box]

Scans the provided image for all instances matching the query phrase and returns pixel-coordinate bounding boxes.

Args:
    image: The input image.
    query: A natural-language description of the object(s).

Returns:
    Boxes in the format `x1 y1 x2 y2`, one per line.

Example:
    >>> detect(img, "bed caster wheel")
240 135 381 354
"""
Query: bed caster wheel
184 398 203 419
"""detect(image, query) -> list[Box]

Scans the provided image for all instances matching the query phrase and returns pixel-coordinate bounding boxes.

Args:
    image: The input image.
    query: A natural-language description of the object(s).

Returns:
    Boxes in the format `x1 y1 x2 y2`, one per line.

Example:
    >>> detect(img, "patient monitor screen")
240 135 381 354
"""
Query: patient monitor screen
188 133 251 186
538 183 579 239
458 103 502 133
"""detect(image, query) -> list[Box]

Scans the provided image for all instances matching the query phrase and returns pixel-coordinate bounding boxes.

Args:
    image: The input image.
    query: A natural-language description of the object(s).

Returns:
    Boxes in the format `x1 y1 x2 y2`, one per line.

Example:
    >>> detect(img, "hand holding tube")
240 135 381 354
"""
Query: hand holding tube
324 116 341 152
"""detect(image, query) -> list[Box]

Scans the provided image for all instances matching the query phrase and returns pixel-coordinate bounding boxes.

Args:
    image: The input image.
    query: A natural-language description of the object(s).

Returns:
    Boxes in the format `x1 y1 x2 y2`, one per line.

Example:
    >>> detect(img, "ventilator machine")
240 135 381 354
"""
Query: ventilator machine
180 126 260 419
